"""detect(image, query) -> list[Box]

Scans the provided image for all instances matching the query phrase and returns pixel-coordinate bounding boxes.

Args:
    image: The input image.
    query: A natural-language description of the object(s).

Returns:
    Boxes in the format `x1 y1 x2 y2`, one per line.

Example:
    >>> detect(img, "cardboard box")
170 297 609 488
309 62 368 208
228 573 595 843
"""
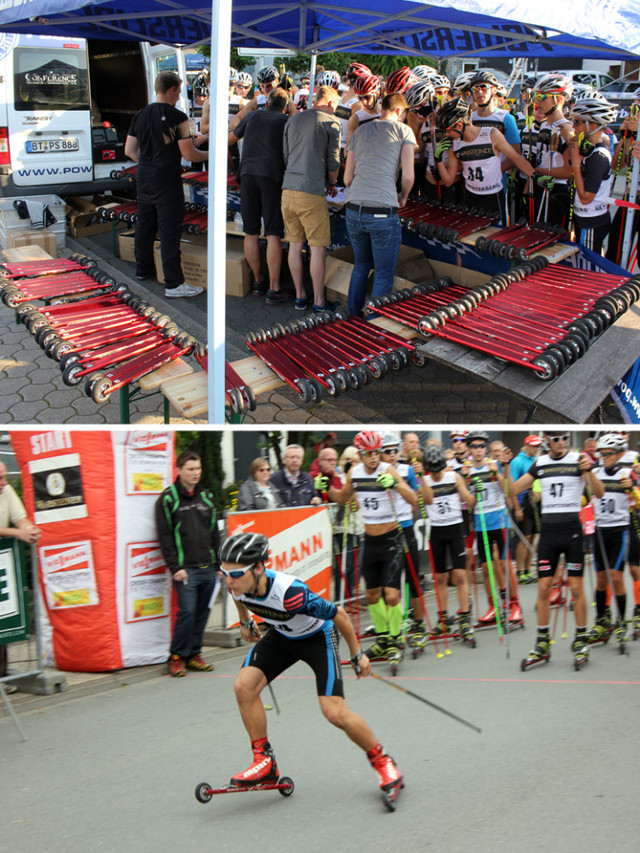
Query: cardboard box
118 230 136 263
7 229 58 257
154 240 208 289
66 194 131 237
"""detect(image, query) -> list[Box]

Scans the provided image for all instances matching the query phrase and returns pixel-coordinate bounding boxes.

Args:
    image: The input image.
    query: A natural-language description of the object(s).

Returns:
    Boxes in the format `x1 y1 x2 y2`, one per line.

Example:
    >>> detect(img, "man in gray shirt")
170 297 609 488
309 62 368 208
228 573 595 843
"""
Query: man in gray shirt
343 92 416 317
281 86 342 313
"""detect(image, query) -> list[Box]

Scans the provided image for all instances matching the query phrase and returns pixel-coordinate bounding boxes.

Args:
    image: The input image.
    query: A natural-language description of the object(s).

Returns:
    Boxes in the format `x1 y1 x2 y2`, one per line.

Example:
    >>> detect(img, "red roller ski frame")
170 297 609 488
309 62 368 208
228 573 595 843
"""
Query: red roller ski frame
195 777 295 802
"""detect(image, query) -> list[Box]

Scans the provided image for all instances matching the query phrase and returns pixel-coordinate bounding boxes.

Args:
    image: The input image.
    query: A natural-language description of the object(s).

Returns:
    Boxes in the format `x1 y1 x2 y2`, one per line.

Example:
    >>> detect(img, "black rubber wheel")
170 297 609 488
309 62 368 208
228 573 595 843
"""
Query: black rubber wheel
325 374 341 398
532 354 560 381
296 376 313 403
195 783 213 804
543 346 567 372
62 362 85 387
278 776 295 797
347 368 362 391
242 384 257 412
411 349 428 367
334 305 348 321
395 347 410 368
563 332 588 357
308 377 324 403
418 315 436 335
368 358 384 380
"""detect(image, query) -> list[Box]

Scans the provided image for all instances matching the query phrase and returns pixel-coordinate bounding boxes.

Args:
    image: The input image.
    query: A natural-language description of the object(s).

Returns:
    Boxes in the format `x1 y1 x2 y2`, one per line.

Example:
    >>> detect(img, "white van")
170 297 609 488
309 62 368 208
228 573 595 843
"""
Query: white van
0 33 188 197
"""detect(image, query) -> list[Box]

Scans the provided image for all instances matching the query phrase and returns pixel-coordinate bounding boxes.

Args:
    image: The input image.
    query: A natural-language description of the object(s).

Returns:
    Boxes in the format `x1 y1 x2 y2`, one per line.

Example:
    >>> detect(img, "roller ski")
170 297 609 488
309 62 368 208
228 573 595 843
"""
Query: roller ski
572 633 590 671
407 620 428 658
474 604 499 630
548 583 565 607
587 610 613 646
430 611 456 638
195 777 294 802
520 634 551 671
507 598 525 630
387 638 404 676
615 620 629 655
196 739 294 802
367 743 404 812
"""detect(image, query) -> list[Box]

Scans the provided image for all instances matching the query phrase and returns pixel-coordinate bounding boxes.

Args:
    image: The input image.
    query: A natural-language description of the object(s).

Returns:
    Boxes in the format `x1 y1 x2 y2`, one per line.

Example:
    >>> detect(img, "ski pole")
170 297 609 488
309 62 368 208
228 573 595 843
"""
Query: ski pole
472 476 504 643
267 683 280 715
370 672 481 734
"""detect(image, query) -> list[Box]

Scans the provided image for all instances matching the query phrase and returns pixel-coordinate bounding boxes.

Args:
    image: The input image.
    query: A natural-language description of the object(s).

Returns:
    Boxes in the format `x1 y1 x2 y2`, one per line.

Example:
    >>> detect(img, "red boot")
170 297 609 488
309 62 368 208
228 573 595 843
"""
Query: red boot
478 604 496 624
230 738 278 786
509 599 523 623
367 743 403 791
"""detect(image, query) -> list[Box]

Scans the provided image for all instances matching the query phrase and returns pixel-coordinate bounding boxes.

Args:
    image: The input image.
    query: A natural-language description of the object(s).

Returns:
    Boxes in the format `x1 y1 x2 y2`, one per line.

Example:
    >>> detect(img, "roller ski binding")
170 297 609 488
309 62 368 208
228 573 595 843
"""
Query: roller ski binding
548 583 565 607
368 744 404 812
407 620 428 658
475 604 497 629
587 610 613 646
507 598 525 629
615 620 629 655
431 611 456 638
387 637 404 676
520 635 551 671
572 633 590 671
459 613 477 648
195 740 295 802
364 634 390 662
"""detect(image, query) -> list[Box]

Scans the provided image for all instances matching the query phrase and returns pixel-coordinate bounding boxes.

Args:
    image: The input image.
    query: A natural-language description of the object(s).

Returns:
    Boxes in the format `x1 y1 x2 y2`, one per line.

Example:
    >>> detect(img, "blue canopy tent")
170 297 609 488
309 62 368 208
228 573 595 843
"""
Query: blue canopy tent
2 0 640 422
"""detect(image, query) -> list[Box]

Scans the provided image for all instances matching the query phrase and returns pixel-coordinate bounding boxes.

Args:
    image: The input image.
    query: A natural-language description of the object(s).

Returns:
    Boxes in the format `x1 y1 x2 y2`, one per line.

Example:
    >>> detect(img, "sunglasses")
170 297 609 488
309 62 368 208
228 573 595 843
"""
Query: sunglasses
533 92 555 102
361 449 380 456
236 84 250 89
599 450 618 457
472 84 491 92
548 434 570 443
469 443 487 449
220 563 255 579
382 448 399 454
451 437 466 443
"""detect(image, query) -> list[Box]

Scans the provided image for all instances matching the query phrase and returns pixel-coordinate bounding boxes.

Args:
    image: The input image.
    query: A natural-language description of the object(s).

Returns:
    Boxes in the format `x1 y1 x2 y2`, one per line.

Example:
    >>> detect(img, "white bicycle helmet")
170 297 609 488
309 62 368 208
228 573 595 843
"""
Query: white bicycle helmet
412 64 438 80
532 73 574 98
236 71 253 87
404 80 436 115
317 70 341 89
380 430 401 450
596 433 627 453
453 71 476 93
257 65 279 85
569 95 617 127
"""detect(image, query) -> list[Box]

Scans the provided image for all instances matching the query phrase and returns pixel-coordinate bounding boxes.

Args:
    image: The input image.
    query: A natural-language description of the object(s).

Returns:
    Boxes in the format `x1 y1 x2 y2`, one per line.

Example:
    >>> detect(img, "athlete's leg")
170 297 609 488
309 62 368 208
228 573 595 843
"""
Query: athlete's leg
234 666 269 740
319 695 377 751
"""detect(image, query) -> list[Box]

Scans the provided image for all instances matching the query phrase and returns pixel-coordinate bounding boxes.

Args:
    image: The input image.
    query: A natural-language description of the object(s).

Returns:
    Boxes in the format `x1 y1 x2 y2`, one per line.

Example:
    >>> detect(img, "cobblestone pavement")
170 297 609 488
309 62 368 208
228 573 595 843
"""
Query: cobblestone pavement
0 232 207 425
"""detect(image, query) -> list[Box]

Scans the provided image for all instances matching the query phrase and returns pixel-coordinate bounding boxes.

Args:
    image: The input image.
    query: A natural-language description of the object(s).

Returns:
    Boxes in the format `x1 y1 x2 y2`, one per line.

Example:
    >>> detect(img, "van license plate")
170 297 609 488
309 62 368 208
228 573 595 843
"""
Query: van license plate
26 138 79 153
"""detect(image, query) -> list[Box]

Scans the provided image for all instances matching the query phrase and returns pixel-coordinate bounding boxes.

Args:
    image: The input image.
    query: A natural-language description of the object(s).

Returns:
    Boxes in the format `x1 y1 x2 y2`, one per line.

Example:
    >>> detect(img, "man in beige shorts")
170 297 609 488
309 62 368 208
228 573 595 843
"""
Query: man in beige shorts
281 85 342 313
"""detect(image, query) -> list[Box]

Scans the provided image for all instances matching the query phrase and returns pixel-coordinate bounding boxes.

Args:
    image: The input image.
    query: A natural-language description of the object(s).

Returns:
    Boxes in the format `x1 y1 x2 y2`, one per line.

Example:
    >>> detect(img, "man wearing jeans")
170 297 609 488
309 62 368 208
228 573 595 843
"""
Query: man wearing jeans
155 450 221 677
343 92 416 317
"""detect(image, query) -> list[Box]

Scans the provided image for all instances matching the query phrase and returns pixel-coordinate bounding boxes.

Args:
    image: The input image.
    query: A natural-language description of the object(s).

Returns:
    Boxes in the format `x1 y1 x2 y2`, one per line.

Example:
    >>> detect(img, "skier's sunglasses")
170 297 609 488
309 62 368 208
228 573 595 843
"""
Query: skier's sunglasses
381 448 399 454
468 443 487 449
220 563 256 579
451 438 467 443
547 434 570 443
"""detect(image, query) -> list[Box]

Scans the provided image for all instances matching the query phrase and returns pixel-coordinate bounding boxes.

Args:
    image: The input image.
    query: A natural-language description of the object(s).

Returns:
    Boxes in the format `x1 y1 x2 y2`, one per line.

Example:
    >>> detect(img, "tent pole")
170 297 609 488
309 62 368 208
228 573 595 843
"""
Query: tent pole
208 0 233 424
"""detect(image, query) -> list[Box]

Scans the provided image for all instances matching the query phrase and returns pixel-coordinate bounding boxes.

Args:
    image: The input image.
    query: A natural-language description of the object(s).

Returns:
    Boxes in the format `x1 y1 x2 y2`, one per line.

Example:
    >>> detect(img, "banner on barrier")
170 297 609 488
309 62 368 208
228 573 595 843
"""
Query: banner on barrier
0 538 29 645
10 430 175 671
225 506 333 628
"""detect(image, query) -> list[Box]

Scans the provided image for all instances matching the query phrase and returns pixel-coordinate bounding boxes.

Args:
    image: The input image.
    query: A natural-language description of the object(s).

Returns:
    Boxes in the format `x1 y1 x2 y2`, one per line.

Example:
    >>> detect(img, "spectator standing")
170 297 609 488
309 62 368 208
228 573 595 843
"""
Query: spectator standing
269 445 322 507
155 450 221 677
228 88 290 304
344 92 416 318
124 71 208 299
281 86 342 313
0 462 42 692
236 458 283 511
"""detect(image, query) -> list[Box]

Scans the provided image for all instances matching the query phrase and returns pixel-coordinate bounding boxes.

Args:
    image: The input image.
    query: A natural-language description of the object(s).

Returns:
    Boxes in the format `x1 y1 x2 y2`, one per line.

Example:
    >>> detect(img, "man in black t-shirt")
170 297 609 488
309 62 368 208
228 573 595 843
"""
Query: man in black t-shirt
125 71 208 299
228 88 289 304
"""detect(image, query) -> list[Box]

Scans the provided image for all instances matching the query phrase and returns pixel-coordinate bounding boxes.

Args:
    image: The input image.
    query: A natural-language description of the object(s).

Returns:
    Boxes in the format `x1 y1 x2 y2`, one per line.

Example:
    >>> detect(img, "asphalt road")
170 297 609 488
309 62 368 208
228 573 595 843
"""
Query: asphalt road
2 580 639 852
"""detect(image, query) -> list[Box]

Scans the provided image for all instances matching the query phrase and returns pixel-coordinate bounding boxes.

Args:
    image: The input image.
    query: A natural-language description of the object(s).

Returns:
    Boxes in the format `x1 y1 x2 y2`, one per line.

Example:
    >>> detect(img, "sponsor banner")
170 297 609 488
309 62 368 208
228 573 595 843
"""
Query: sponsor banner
0 538 29 645
225 506 333 628
612 358 640 424
39 540 98 609
11 429 175 670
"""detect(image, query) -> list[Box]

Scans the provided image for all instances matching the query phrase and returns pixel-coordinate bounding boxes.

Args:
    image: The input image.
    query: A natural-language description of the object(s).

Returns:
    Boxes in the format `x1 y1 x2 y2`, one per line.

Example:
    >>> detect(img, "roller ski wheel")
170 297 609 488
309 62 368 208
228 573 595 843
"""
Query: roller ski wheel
194 776 294 802
520 638 551 671
572 635 590 671
407 625 428 658
615 621 628 655
632 612 640 641
459 618 476 648
381 780 404 813
387 643 404 676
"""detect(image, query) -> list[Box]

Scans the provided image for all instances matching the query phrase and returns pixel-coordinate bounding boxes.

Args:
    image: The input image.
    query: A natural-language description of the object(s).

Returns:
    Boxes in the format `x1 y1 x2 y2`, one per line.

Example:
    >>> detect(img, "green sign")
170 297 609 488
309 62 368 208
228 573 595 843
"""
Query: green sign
0 537 29 645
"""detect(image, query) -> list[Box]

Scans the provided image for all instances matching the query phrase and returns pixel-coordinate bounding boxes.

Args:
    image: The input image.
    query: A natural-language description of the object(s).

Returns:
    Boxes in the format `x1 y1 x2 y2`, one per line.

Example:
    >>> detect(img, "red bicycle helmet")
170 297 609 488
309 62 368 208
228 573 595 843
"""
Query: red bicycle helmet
354 73 380 97
385 67 417 95
450 429 470 439
346 62 372 82
354 430 382 453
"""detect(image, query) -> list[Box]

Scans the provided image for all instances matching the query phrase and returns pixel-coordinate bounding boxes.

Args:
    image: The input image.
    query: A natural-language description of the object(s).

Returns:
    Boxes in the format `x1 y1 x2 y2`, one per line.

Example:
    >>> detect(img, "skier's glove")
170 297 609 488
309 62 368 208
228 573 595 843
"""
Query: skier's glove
471 478 485 494
351 650 364 676
314 474 330 492
536 174 555 191
377 472 396 489
434 137 453 162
